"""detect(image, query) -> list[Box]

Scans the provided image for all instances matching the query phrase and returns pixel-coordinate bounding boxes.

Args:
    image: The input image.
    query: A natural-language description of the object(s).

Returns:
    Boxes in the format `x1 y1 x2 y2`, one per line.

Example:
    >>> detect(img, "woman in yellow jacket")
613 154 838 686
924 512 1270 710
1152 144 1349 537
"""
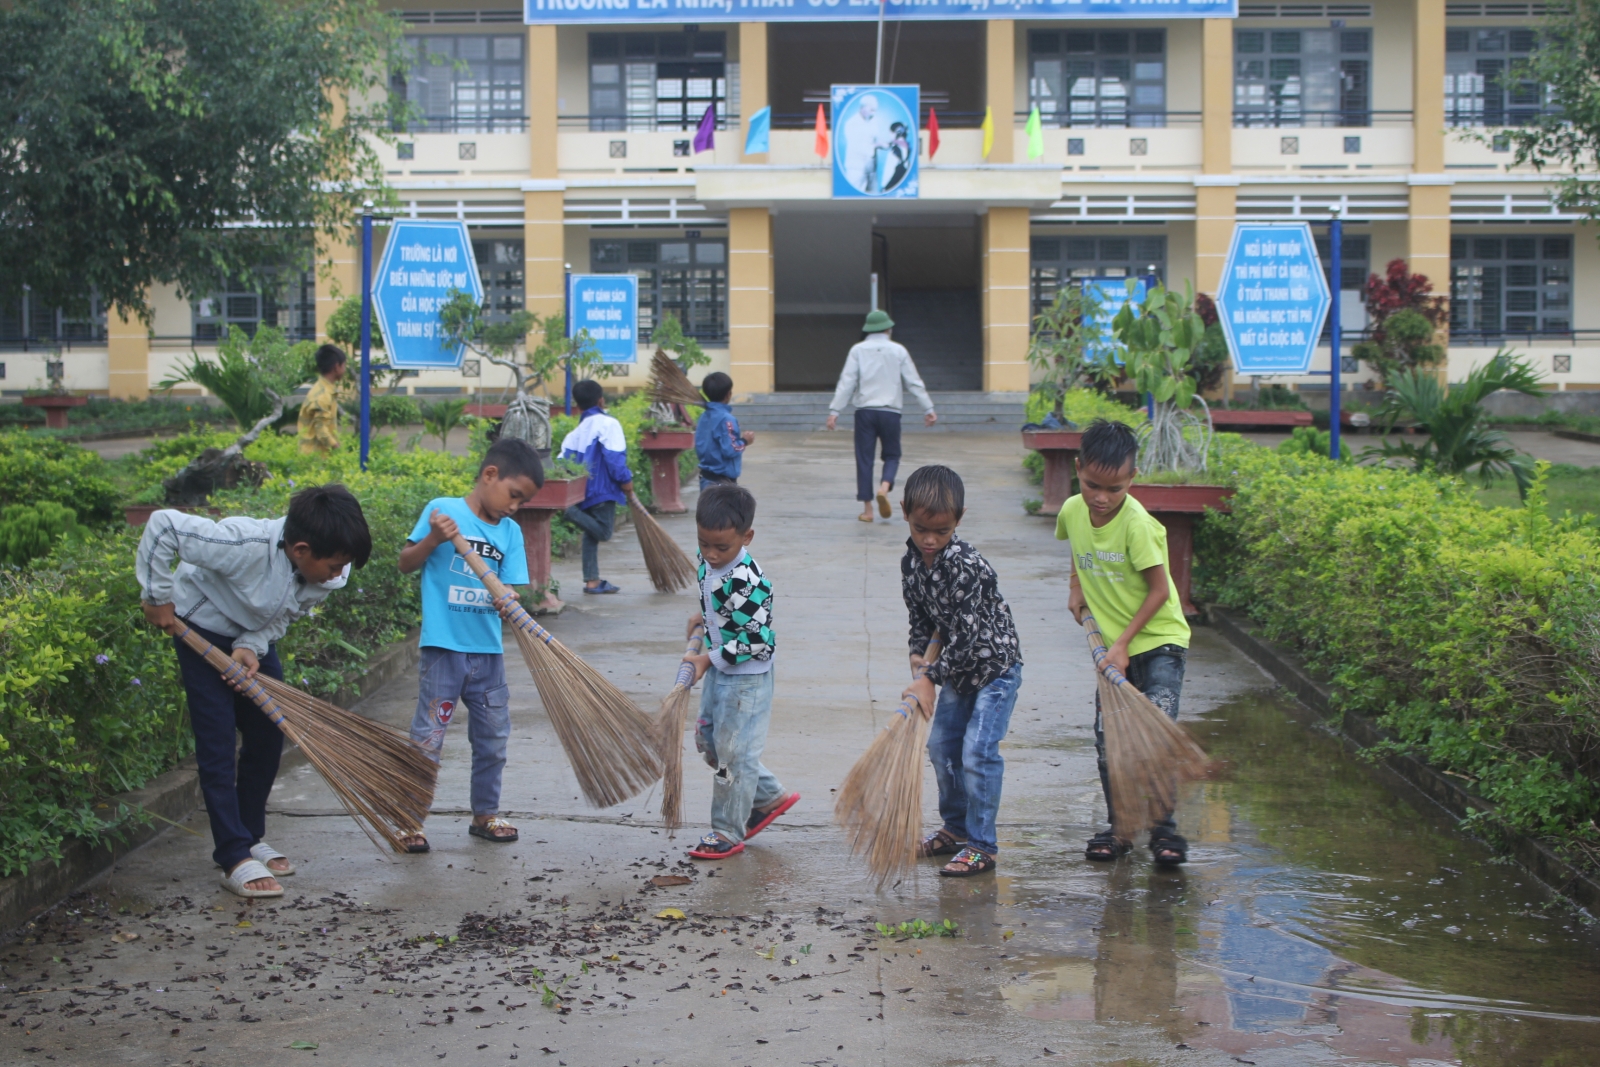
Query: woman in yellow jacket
297 345 348 454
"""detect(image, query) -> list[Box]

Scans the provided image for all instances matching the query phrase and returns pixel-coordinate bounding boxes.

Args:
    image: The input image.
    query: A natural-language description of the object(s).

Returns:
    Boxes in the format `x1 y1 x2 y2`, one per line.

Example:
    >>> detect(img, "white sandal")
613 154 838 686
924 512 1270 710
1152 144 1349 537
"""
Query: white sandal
250 841 295 876
221 859 284 898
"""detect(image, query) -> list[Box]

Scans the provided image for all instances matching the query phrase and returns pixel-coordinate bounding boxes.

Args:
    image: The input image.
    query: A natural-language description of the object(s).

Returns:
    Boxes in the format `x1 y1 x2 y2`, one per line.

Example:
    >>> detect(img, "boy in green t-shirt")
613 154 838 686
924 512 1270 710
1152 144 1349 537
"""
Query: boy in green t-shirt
1055 418 1192 866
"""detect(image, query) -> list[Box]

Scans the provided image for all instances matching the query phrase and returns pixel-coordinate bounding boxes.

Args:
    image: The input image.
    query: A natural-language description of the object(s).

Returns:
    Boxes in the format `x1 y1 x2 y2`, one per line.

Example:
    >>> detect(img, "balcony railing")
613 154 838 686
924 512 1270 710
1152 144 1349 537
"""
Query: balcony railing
561 114 735 133
1025 110 1203 129
393 115 530 134
1234 109 1413 128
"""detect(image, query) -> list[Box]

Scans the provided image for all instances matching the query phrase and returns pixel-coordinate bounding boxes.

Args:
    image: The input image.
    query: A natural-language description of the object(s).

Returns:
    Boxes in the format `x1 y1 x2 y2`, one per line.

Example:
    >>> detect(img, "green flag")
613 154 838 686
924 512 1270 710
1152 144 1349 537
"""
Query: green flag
1025 106 1045 161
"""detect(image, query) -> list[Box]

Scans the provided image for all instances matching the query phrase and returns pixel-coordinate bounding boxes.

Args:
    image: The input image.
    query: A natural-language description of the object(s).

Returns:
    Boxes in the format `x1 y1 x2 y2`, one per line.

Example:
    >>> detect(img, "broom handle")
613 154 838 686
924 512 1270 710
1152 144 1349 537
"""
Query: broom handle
171 624 301 742
448 532 564 650
674 625 706 690
895 633 943 722
1081 611 1136 690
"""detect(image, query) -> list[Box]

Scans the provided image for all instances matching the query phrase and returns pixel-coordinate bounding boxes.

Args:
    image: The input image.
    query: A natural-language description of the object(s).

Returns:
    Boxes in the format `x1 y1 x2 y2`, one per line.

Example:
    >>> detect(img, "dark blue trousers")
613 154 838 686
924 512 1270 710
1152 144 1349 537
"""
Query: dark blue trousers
173 624 285 871
853 407 902 502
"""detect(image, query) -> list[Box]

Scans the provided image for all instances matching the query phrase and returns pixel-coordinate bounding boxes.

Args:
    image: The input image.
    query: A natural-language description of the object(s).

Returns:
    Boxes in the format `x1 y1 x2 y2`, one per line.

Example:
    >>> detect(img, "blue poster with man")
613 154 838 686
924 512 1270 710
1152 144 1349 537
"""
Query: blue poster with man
831 85 919 200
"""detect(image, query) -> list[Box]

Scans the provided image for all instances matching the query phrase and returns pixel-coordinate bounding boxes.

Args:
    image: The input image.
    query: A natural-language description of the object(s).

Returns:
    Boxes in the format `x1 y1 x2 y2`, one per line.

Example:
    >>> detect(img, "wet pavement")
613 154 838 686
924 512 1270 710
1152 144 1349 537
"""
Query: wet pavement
8 431 1599 1067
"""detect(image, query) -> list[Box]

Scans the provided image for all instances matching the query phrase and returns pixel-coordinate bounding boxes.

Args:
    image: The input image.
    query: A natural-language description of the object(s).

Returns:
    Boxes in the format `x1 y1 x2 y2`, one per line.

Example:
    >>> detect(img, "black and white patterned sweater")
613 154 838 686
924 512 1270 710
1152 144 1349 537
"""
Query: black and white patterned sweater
901 535 1022 695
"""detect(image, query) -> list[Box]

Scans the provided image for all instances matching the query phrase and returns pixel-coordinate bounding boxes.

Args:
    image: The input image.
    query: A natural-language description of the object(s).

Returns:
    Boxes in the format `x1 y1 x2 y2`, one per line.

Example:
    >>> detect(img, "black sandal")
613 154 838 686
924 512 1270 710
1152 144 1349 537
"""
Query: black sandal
938 847 996 877
918 829 964 858
1149 827 1188 866
1085 830 1130 862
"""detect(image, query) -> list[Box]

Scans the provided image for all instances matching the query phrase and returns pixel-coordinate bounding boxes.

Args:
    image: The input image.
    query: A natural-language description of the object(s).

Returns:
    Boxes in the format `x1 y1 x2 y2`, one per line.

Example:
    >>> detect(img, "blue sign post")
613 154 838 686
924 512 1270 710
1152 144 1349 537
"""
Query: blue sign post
371 220 483 372
567 274 639 365
1215 222 1331 377
831 85 919 200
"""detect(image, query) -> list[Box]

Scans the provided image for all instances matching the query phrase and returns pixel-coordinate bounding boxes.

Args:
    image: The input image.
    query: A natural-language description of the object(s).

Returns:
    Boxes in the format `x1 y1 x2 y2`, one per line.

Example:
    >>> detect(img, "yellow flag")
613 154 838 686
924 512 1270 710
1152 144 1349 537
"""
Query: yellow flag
980 106 994 160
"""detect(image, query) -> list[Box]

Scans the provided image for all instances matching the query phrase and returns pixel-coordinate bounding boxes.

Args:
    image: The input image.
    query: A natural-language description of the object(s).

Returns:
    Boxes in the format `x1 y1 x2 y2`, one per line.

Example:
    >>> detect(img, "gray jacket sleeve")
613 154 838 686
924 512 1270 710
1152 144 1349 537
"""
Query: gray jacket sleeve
829 348 861 416
136 510 255 605
899 348 935 413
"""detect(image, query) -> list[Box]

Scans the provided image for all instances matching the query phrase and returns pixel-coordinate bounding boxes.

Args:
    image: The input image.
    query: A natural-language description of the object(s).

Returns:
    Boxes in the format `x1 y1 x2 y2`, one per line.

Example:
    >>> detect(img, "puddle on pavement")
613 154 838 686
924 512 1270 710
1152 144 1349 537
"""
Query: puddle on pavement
980 691 1600 1066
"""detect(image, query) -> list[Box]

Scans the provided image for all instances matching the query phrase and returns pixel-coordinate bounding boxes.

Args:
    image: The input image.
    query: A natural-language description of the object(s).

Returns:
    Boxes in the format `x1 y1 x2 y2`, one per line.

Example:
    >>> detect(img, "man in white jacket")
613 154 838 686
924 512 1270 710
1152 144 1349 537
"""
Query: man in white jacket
826 309 937 521
137 485 370 897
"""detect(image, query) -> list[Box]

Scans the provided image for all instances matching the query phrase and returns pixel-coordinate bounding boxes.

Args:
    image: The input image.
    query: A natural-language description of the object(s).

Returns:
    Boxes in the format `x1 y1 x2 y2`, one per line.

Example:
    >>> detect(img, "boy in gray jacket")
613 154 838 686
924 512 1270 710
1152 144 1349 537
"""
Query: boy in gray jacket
137 485 371 898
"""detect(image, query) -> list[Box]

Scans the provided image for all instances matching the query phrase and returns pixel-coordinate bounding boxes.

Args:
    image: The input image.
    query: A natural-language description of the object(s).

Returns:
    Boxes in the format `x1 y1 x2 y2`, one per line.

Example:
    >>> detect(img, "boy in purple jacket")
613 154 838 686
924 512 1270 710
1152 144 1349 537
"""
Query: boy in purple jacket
559 379 635 594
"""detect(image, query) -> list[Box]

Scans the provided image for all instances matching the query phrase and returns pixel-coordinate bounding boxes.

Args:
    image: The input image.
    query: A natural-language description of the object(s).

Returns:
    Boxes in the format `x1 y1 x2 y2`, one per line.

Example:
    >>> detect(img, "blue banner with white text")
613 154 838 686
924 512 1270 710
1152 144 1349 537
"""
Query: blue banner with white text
526 0 1236 25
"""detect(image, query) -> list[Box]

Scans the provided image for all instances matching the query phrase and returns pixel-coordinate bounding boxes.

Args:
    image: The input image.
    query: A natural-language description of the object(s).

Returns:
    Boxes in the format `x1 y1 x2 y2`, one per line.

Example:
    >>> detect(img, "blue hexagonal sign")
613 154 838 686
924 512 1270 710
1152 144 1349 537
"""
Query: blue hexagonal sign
1216 222 1330 376
372 220 483 370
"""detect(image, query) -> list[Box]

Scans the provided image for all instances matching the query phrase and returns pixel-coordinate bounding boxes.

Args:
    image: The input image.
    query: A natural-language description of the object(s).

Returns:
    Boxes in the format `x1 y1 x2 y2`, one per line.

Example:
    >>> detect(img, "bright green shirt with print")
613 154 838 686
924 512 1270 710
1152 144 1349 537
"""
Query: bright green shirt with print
1055 493 1190 655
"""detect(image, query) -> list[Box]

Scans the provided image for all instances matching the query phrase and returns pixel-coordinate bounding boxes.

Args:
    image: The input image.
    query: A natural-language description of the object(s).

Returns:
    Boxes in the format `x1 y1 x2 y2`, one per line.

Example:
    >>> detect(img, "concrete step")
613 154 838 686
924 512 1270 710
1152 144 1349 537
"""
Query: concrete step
732 391 1027 432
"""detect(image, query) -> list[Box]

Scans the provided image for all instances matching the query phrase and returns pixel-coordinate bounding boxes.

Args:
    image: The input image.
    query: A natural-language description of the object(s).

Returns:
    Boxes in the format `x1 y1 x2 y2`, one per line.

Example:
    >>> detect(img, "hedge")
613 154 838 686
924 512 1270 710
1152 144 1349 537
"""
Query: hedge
1197 450 1600 867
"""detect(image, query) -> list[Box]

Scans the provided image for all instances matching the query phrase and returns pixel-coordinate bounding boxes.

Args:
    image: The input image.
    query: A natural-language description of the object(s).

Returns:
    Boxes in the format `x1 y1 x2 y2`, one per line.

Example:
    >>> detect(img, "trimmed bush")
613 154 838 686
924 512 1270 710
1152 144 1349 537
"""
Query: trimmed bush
0 501 90 566
0 433 118 524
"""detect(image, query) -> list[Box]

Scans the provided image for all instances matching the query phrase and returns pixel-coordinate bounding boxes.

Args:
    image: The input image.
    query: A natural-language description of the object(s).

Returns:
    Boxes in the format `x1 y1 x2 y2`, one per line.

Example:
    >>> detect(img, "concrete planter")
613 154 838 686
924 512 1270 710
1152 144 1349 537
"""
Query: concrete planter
515 476 588 613
1021 429 1084 515
640 428 696 514
1127 483 1235 617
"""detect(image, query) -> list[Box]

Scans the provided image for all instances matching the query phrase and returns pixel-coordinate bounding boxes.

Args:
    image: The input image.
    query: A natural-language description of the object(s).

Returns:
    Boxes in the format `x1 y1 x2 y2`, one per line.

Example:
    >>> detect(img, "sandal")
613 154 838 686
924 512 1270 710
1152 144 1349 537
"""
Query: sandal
745 793 800 840
1085 830 1131 863
469 817 518 843
220 859 284 899
249 841 295 876
875 491 892 519
400 833 430 854
918 829 965 858
688 832 745 860
1150 827 1188 866
939 847 996 878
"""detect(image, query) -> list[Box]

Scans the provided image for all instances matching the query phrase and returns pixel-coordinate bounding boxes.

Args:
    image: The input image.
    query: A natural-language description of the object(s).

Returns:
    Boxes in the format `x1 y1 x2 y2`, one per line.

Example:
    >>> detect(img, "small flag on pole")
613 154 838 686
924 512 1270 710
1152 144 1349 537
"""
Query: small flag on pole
980 106 994 161
813 104 830 158
928 107 941 159
692 105 716 154
743 106 771 155
1025 105 1044 160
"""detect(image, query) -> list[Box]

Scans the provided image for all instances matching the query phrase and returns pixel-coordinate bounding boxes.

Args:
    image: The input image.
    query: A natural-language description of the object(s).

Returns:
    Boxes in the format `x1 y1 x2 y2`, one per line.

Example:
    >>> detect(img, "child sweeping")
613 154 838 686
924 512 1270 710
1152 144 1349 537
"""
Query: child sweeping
397 437 544 850
901 465 1024 877
693 371 755 490
679 484 798 859
1056 418 1192 865
559 379 634 595
137 485 372 898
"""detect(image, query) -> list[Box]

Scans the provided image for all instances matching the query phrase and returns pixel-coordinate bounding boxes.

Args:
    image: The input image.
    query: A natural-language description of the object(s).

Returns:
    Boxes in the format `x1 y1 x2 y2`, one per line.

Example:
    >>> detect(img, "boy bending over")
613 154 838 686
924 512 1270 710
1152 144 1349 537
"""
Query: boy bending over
1056 419 1192 865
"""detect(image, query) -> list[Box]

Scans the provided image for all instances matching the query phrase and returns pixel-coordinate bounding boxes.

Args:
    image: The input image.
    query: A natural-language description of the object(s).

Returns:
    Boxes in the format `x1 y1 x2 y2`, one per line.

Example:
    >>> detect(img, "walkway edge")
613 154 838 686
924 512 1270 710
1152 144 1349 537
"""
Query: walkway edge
1207 605 1600 916
0 628 421 940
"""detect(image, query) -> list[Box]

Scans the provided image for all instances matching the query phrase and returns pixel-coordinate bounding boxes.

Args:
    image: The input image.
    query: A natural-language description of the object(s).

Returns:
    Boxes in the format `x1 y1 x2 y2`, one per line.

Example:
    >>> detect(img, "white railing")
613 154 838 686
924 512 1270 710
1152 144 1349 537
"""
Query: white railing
563 198 724 227
1236 192 1409 220
399 199 526 226
1450 193 1580 220
1034 194 1198 222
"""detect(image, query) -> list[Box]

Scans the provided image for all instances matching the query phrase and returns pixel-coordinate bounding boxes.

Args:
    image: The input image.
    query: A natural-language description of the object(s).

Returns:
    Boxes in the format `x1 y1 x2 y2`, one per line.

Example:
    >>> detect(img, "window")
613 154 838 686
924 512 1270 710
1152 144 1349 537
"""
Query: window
588 32 728 133
473 239 525 325
1235 28 1371 127
1451 235 1571 339
590 237 727 343
395 35 525 133
1029 30 1166 129
192 267 315 343
1445 28 1550 127
1028 236 1166 321
0 290 107 348
1314 233 1370 339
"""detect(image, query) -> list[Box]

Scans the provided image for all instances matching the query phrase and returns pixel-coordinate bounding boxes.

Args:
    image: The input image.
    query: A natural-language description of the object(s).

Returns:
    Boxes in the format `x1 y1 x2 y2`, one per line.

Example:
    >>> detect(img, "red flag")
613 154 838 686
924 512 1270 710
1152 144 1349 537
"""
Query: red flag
813 103 829 159
928 107 941 159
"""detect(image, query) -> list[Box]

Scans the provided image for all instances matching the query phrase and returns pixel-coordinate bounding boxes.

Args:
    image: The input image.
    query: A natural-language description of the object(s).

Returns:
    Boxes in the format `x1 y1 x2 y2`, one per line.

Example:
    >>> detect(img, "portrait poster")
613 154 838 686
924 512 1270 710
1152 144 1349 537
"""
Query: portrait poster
831 85 920 200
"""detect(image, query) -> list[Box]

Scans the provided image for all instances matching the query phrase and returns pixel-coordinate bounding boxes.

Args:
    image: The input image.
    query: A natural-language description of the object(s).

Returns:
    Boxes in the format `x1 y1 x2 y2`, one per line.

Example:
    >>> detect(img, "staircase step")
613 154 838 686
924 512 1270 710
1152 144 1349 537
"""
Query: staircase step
731 392 1027 432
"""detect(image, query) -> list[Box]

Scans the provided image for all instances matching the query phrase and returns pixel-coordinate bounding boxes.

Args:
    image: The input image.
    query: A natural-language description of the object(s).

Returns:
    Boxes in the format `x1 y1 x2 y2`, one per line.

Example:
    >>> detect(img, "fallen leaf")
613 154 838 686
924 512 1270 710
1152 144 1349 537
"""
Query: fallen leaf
650 875 691 888
235 921 252 929
1002 930 1014 941
287 1039 318 1050
654 908 686 921
111 930 140 943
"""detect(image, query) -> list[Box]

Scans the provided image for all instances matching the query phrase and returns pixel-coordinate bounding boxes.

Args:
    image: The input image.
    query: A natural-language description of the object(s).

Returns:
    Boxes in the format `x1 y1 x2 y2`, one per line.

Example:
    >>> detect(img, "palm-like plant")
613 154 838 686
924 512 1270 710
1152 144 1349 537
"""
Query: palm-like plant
1111 281 1212 473
1366 351 1545 496
1027 283 1120 424
158 325 316 431
421 398 469 451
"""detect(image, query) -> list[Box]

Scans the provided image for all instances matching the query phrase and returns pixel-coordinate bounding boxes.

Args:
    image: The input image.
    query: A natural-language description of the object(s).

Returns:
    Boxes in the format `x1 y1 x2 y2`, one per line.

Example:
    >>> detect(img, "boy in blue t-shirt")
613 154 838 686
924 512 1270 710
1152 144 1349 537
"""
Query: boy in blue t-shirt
693 371 756 490
397 437 544 850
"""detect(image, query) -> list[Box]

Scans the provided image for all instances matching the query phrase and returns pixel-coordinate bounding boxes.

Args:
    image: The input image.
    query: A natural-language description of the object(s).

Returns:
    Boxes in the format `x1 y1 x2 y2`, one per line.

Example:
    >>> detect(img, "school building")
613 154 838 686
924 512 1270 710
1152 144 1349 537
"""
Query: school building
6 0 1597 402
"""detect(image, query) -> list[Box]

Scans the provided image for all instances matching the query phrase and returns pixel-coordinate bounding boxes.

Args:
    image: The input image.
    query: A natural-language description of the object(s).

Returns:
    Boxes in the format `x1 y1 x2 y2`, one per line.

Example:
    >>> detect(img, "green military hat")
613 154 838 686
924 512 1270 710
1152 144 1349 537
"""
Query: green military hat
862 309 895 333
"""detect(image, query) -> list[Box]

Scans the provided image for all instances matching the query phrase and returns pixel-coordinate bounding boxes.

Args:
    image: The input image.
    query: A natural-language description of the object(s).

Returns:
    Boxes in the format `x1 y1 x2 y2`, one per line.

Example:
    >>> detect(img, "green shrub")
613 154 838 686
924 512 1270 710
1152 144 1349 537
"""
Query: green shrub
0 501 91 566
0 432 118 524
358 394 422 427
1276 425 1350 462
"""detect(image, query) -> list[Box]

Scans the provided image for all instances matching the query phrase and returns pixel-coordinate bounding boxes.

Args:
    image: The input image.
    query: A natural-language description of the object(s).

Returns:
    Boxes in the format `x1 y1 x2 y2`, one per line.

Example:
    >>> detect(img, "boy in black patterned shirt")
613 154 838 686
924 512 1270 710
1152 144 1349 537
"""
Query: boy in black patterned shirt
901 465 1023 877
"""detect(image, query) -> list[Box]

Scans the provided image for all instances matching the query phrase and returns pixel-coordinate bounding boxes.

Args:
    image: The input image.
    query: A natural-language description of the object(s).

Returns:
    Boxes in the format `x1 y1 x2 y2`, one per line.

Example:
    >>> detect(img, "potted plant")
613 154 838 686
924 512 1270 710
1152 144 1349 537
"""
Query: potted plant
1021 284 1118 511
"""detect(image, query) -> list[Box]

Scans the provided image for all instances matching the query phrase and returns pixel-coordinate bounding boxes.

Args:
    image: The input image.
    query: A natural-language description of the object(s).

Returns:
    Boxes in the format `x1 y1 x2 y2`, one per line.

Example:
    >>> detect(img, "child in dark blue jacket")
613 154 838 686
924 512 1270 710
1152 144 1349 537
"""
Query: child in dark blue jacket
559 380 635 594
693 371 755 490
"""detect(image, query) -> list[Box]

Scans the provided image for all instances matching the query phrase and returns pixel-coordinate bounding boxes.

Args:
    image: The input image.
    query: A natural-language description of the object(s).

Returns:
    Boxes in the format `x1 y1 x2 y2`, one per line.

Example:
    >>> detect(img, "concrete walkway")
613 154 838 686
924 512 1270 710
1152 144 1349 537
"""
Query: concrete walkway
9 432 1600 1067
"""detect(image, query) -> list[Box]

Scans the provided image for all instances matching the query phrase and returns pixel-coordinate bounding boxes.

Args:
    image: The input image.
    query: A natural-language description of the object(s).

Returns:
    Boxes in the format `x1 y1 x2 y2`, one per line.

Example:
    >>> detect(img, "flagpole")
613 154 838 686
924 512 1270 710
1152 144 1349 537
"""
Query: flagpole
874 0 885 84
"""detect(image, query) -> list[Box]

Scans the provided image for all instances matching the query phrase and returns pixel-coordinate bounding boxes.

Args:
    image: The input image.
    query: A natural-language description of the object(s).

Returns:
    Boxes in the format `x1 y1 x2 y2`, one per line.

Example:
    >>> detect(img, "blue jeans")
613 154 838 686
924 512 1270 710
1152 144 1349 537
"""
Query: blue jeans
1095 644 1187 834
563 500 616 583
173 624 285 871
696 667 785 843
409 647 511 816
926 661 1022 857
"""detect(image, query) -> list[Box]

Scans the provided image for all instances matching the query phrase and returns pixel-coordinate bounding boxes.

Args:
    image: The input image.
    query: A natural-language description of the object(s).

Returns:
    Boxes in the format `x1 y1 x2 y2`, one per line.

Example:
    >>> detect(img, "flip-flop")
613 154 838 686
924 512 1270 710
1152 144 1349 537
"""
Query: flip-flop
249 841 295 876
857 513 874 523
744 792 800 840
402 834 431 854
583 580 621 594
688 832 744 860
469 817 518 843
938 847 997 878
876 492 891 519
220 859 284 898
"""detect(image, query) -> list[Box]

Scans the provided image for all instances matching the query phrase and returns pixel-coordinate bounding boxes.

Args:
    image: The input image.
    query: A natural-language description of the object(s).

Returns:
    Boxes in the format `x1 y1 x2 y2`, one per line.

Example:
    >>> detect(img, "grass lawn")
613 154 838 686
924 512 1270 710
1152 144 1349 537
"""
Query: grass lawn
1476 462 1600 516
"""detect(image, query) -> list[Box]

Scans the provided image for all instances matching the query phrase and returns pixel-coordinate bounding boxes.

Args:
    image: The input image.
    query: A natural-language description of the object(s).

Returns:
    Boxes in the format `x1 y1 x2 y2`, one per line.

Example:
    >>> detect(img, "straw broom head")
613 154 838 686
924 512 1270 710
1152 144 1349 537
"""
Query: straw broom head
449 534 662 808
1082 613 1210 842
174 626 436 854
627 493 697 593
652 625 705 835
649 349 707 410
834 636 942 887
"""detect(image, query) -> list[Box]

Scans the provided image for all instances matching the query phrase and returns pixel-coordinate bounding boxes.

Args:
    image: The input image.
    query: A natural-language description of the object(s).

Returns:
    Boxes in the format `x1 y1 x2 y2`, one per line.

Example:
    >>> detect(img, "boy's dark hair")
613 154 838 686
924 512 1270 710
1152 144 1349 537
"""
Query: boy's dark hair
902 465 964 519
314 343 347 376
479 435 545 488
283 484 371 568
696 483 756 533
700 371 733 403
572 379 604 410
1078 418 1140 474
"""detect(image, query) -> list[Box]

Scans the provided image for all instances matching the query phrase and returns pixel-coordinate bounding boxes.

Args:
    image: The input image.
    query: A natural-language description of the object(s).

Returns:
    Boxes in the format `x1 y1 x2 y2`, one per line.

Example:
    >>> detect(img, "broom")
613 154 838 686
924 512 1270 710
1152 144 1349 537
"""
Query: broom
648 349 707 410
627 490 697 593
1082 612 1210 842
448 533 662 808
171 624 436 853
651 623 706 835
834 635 942 886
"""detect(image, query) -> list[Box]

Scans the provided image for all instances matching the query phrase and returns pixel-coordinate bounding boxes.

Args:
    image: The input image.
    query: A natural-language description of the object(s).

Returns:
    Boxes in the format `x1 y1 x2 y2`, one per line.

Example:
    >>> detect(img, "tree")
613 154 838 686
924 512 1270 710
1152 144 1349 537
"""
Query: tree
1027 284 1119 423
0 0 408 322
1352 260 1448 385
1111 281 1213 473
1501 1 1600 221
326 295 410 395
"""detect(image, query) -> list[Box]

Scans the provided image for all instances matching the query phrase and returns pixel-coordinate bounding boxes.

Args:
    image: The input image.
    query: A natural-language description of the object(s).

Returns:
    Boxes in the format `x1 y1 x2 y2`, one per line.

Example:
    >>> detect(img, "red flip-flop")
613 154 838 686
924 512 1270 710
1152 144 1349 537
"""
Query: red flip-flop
744 792 800 841
688 833 745 860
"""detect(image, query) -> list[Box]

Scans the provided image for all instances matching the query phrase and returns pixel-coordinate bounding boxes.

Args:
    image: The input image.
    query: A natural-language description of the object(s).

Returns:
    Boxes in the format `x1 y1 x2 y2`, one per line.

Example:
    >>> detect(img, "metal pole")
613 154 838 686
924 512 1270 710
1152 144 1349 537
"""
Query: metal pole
874 0 886 84
562 265 573 416
359 202 374 472
1328 207 1342 462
